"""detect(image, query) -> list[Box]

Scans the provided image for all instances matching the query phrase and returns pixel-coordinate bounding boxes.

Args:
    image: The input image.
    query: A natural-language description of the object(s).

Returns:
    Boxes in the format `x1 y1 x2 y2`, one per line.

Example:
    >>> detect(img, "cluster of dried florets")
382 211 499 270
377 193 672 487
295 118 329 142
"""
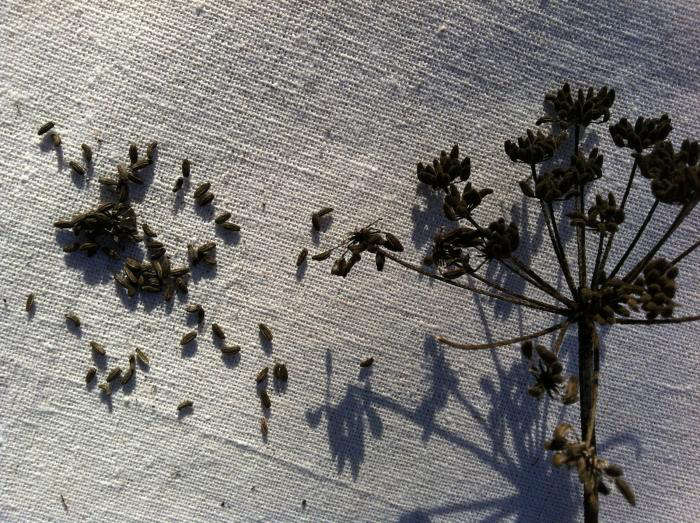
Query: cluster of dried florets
545 423 636 509
504 129 566 165
539 84 615 127
521 341 578 404
568 192 625 233
634 139 699 205
416 144 471 191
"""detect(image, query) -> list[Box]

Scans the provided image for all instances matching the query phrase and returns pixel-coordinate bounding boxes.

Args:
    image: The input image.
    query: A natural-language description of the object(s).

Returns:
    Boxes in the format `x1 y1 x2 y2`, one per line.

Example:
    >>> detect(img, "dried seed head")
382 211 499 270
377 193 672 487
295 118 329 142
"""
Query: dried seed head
260 389 271 409
256 367 269 383
220 222 240 231
98 382 112 395
129 143 139 164
221 345 241 355
51 133 62 147
311 249 333 261
89 341 106 356
85 367 97 383
260 417 268 436
258 323 273 342
615 477 636 506
65 312 81 327
296 248 309 267
182 159 191 178
194 182 211 199
106 367 122 382
214 212 232 224
145 141 158 162
172 177 184 193
25 293 35 312
273 362 288 381
181 331 197 345
38 121 55 135
360 357 374 368
212 323 226 340
81 143 93 163
120 367 133 385
69 160 86 176
177 399 193 411
135 348 150 365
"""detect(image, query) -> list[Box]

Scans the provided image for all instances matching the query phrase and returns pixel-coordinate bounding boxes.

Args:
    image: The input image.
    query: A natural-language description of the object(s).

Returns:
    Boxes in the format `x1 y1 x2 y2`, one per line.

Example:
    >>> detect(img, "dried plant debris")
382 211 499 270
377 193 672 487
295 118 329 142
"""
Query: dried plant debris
359 357 374 368
181 331 197 345
258 323 273 342
177 399 193 411
311 207 333 231
25 293 35 312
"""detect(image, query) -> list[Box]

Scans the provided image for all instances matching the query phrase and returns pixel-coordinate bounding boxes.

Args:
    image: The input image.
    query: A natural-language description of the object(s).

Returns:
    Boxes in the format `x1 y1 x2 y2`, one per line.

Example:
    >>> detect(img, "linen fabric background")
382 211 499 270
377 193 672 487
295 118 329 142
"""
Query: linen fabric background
0 1 698 521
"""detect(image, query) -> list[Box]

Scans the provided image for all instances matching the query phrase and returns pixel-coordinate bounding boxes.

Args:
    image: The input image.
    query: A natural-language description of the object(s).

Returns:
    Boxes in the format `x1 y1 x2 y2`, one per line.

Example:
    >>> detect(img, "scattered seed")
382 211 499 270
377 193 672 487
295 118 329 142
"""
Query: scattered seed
260 390 271 409
81 143 93 163
106 367 122 382
311 249 333 261
273 362 288 381
181 330 197 345
197 242 216 255
256 367 269 383
51 133 62 147
146 141 157 162
128 353 136 371
98 382 112 395
185 303 205 323
69 160 86 176
196 192 215 206
117 164 130 181
129 143 138 164
212 323 226 340
65 312 81 327
214 212 231 224
296 248 308 267
182 159 191 178
141 222 157 238
121 367 133 384
177 399 193 411
172 177 184 192
260 417 268 436
311 207 333 230
131 158 150 171
187 243 198 262
135 348 150 365
193 182 211 199
258 323 273 342
25 293 35 312
360 357 374 368
175 276 188 292
85 367 97 383
38 121 55 135
89 341 106 356
220 222 240 231
221 345 241 355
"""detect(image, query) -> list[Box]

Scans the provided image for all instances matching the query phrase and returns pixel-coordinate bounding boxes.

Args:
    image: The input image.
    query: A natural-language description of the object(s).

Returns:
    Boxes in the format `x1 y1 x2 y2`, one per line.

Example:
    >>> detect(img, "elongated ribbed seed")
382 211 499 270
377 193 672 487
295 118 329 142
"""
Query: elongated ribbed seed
131 158 150 171
214 212 231 224
69 161 86 175
146 141 157 162
120 367 133 384
260 390 271 409
81 143 93 163
360 357 374 368
25 293 35 312
51 133 62 147
85 367 96 383
256 367 269 383
141 222 157 238
221 222 240 231
196 192 215 206
260 417 268 436
38 121 55 135
89 341 106 356
197 242 216 255
172 177 184 192
106 367 122 382
273 363 288 381
181 331 197 345
212 323 226 340
135 348 150 365
128 354 136 371
129 143 138 164
221 345 241 355
258 323 273 342
98 382 111 395
177 399 193 411
311 250 333 261
296 248 308 267
193 182 211 199
65 312 80 327
182 159 191 178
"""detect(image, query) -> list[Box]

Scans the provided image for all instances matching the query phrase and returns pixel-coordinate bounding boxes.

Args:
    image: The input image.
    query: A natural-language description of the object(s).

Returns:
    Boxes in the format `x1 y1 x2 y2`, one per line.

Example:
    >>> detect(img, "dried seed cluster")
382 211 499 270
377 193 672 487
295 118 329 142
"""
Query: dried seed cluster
187 242 217 266
609 114 672 152
540 83 615 127
504 129 566 165
568 192 625 233
635 139 699 205
115 253 190 300
521 341 577 404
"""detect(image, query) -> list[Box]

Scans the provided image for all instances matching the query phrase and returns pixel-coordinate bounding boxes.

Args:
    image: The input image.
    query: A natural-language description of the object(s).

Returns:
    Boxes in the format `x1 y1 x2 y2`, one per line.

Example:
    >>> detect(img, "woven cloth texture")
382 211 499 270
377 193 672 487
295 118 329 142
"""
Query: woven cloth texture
0 1 698 521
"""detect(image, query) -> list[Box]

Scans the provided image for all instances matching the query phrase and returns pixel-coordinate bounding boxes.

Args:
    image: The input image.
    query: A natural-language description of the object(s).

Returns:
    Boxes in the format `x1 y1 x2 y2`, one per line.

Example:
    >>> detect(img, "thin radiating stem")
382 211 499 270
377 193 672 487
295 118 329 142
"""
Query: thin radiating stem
591 232 606 288
623 200 696 283
617 314 700 325
380 250 569 314
552 320 571 356
607 199 659 281
670 239 700 267
437 322 564 351
509 256 575 307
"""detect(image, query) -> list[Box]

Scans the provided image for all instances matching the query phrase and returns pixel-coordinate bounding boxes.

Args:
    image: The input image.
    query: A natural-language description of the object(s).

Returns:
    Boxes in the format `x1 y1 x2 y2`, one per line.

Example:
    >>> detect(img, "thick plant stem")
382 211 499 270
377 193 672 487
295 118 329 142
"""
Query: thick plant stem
578 320 598 523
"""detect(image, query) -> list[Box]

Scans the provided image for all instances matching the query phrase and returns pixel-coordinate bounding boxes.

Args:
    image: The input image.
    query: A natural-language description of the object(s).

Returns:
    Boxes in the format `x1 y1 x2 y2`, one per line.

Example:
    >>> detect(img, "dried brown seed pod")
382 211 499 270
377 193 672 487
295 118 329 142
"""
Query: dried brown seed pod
69 160 86 176
214 212 232 224
135 348 150 365
212 323 226 340
193 182 211 199
106 367 122 382
258 323 273 342
38 121 55 135
221 345 241 355
195 192 215 206
177 400 193 411
256 367 269 383
89 341 106 356
85 367 97 383
311 249 333 261
220 222 240 231
260 390 271 409
296 248 308 267
25 293 35 312
182 159 191 178
81 143 93 163
360 357 374 368
180 331 197 345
